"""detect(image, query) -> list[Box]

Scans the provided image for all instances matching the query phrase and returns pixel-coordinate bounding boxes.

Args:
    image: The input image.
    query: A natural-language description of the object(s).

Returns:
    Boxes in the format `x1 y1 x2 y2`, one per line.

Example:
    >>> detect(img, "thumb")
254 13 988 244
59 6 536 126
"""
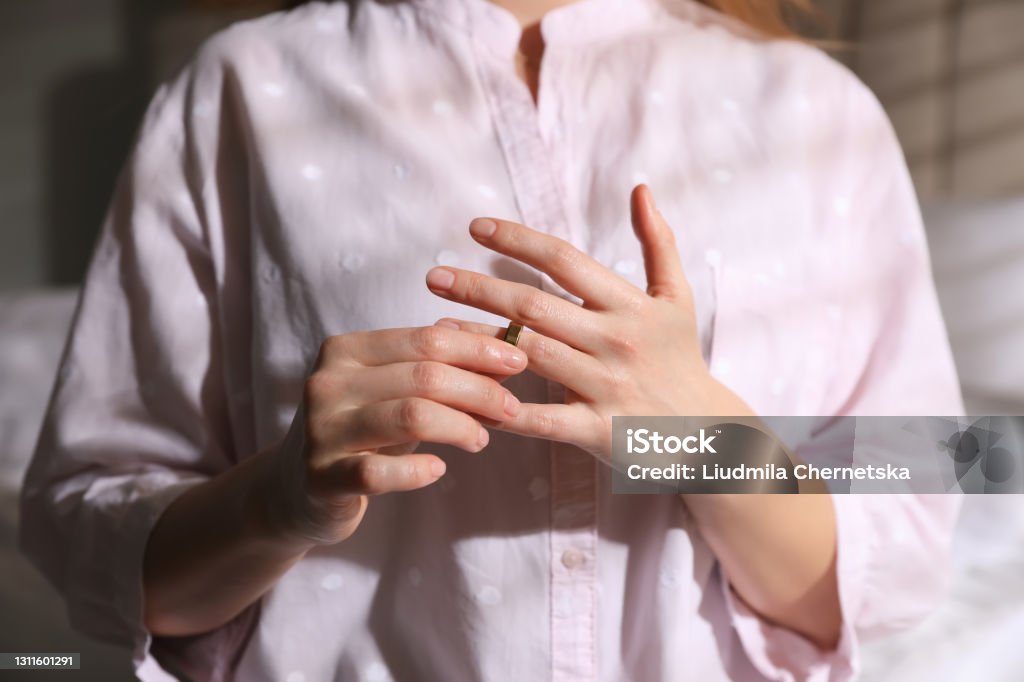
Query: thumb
630 184 687 300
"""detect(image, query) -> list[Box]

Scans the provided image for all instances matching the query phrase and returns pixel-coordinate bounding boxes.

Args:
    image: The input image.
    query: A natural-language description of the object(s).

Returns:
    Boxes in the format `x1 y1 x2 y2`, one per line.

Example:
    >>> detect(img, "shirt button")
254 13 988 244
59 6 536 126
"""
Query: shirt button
561 548 584 570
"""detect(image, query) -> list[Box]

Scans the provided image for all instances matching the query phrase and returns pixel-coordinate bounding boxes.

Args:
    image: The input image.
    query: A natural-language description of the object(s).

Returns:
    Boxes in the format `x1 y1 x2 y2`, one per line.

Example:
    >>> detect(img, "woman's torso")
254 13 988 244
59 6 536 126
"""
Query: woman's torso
159 0 868 679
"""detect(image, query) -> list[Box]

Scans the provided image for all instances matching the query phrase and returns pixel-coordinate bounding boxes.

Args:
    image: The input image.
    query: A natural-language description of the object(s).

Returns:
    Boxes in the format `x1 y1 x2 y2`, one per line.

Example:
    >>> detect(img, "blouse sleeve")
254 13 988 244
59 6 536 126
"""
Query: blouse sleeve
719 59 965 681
17 45 245 678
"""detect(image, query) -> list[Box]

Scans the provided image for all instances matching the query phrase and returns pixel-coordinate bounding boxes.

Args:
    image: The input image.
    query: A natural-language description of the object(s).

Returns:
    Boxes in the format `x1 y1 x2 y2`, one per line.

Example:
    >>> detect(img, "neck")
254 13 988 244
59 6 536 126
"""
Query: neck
486 0 581 103
486 0 579 29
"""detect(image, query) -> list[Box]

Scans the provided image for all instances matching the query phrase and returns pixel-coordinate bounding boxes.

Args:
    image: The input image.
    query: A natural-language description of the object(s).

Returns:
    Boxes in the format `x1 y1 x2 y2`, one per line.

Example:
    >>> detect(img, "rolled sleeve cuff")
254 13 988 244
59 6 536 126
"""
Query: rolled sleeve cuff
62 473 208 680
126 476 207 676
721 495 874 681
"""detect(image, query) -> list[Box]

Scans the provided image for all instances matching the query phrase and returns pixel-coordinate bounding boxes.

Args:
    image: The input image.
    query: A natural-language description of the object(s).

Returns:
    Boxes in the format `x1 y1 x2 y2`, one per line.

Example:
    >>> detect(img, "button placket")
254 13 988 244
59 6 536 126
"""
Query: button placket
547 384 598 682
467 18 598 680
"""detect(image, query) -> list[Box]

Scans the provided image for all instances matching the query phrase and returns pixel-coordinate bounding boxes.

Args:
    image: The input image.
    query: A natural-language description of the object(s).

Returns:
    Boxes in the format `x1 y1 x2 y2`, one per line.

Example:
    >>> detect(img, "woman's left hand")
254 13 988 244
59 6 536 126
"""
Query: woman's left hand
424 184 755 462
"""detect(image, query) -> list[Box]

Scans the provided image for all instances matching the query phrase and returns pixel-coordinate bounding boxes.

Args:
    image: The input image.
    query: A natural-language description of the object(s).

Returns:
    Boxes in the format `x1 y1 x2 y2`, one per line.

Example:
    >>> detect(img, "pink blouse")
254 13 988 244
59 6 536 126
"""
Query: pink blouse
19 0 964 680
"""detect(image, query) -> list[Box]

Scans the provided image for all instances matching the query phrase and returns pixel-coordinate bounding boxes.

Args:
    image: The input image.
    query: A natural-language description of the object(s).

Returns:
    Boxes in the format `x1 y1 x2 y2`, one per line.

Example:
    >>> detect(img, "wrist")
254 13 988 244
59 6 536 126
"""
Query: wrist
243 446 319 554
256 434 368 548
703 371 756 418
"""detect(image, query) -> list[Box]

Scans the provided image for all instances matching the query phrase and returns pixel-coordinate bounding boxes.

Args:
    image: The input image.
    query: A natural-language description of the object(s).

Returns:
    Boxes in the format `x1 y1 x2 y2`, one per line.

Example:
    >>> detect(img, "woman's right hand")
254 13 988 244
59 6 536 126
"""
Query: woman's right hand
260 325 528 547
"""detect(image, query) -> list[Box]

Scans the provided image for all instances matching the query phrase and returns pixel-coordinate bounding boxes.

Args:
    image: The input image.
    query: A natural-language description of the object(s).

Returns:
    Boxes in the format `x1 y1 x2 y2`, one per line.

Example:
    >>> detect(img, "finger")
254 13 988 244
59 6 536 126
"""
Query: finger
434 318 612 400
433 319 509 385
466 217 643 310
491 401 604 453
323 453 448 496
424 267 607 353
316 326 528 374
630 184 688 300
378 441 419 455
333 397 490 453
342 361 520 422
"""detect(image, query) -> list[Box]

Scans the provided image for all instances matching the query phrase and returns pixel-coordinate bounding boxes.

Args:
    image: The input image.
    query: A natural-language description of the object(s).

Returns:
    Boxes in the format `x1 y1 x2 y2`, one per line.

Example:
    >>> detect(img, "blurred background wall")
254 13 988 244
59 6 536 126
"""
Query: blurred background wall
835 0 1024 197
0 0 283 291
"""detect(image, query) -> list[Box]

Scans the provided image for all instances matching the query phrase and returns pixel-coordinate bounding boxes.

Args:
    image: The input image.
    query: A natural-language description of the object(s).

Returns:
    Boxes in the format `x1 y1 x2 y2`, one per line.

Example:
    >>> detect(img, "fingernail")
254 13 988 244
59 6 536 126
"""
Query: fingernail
469 218 497 239
503 348 526 369
426 267 455 290
503 391 520 416
430 459 447 478
435 318 460 329
477 426 490 449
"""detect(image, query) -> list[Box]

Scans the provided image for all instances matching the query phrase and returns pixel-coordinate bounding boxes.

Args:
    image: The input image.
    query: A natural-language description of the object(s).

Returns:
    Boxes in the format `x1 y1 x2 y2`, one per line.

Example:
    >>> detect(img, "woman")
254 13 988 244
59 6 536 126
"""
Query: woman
20 0 963 680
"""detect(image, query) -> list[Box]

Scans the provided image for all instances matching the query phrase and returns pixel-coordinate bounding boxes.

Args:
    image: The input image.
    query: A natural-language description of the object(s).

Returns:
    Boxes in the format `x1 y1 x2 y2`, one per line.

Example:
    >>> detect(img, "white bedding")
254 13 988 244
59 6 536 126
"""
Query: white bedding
924 199 1024 415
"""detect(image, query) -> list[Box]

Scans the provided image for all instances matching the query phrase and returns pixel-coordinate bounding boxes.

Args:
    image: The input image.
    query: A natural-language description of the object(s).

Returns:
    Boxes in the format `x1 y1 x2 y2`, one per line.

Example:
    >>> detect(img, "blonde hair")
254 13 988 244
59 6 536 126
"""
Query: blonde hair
696 0 823 41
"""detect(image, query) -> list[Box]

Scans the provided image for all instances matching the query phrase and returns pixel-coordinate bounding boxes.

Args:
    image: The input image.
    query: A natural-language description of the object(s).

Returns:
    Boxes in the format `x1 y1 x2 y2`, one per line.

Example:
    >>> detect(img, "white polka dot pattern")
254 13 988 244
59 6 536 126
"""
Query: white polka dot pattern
613 259 637 275
320 573 344 591
432 99 454 116
434 250 460 266
528 477 550 500
301 164 323 182
475 585 502 605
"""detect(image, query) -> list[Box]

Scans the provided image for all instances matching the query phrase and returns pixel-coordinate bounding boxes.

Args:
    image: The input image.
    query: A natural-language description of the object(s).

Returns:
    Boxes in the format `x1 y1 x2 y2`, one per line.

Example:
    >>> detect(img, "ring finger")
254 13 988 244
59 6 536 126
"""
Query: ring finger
434 318 612 400
425 267 608 353
321 326 528 375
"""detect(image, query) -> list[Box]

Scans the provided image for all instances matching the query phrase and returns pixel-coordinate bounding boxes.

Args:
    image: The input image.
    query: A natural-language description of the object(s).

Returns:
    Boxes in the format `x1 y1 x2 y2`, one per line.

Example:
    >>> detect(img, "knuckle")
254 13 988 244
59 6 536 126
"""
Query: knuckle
464 273 487 304
303 410 336 454
410 361 447 394
405 460 428 486
620 293 649 317
529 409 558 438
396 398 431 435
595 365 620 393
303 371 334 407
551 243 584 271
503 223 522 246
481 383 504 410
531 337 560 364
411 326 448 357
475 338 498 363
607 331 641 358
318 334 347 362
351 457 387 494
517 292 553 325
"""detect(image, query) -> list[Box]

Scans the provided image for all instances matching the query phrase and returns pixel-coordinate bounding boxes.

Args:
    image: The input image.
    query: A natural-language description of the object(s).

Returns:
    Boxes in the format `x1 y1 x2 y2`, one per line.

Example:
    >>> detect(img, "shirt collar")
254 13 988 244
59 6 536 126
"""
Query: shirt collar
411 0 670 56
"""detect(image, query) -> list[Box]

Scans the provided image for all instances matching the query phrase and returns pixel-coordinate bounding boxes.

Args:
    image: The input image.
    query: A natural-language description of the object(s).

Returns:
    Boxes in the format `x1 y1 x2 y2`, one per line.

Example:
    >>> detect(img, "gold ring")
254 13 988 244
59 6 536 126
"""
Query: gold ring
503 321 524 347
